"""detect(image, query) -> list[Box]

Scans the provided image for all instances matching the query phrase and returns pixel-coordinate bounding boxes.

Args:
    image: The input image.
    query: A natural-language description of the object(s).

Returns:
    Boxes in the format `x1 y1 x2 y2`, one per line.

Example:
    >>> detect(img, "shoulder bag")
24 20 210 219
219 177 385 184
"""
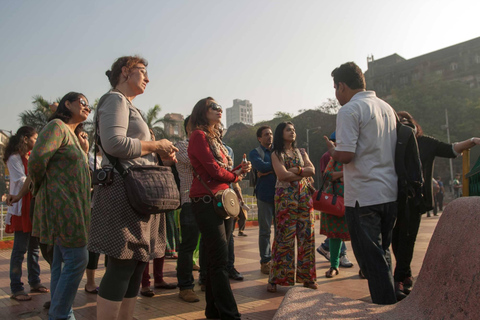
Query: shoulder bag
93 101 180 215
192 168 239 220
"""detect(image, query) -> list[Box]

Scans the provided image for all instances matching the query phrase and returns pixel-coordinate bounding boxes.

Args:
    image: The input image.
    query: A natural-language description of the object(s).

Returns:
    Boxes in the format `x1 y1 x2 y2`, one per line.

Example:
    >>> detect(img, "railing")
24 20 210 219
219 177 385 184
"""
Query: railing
0 204 6 240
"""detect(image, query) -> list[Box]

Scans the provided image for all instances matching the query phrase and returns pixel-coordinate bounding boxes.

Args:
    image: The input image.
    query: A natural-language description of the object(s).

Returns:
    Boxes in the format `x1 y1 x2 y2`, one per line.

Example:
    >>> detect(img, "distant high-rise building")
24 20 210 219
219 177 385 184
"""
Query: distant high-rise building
226 99 253 128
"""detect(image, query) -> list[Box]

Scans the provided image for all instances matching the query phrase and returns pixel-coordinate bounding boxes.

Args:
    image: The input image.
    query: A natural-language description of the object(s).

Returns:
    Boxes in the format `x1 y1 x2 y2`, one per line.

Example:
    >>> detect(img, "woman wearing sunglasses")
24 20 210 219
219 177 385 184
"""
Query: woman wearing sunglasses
88 56 178 320
28 92 91 319
188 98 251 320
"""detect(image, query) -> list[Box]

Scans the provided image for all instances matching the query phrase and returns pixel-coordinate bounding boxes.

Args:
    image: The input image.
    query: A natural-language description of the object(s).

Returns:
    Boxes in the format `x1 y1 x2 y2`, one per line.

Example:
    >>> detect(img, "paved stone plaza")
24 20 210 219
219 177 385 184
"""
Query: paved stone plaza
0 214 439 319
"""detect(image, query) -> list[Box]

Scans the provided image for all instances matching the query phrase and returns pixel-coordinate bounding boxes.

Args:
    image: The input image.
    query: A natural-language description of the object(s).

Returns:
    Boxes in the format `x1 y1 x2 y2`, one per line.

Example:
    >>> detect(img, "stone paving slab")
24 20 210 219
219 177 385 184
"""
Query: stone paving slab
0 213 439 319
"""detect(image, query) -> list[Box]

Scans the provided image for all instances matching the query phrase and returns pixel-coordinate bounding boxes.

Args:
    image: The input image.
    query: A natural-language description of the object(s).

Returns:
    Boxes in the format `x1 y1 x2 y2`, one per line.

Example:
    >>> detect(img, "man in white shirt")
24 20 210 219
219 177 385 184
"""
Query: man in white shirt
324 62 398 304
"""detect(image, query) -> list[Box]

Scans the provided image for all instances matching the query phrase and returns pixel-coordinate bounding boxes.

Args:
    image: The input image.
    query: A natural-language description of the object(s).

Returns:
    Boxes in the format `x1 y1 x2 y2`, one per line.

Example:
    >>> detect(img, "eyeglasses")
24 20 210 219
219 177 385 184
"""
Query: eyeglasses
132 66 148 77
78 98 91 111
210 102 223 113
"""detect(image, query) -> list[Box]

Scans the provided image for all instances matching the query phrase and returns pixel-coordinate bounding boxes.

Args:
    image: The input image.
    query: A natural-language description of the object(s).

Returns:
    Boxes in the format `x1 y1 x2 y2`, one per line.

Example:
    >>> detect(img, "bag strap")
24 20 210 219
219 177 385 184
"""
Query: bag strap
191 167 217 199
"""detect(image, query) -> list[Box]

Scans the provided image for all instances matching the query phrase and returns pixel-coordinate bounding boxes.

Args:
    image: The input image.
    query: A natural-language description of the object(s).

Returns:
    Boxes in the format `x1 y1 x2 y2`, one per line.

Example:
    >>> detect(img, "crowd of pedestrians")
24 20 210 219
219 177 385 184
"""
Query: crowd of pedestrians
3 57 480 319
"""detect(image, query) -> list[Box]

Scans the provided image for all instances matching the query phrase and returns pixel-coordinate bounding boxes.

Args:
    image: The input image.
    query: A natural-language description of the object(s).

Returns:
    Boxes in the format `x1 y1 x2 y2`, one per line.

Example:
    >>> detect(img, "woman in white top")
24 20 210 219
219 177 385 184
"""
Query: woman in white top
4 126 49 301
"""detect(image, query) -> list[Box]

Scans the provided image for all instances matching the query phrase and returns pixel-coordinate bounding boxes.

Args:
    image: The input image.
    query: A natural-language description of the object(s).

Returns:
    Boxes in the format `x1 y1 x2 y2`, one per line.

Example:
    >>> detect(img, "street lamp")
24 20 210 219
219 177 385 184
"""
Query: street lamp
306 126 322 155
441 109 454 192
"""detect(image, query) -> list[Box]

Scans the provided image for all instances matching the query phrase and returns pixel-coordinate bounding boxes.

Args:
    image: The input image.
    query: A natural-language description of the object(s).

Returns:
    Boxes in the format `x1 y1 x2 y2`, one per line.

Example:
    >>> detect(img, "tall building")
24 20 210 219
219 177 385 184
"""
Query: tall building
365 37 480 99
226 99 253 128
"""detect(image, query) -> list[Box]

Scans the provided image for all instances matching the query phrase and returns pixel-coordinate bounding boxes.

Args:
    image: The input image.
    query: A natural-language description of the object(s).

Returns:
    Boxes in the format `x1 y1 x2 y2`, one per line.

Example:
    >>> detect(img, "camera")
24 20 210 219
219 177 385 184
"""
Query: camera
92 167 114 185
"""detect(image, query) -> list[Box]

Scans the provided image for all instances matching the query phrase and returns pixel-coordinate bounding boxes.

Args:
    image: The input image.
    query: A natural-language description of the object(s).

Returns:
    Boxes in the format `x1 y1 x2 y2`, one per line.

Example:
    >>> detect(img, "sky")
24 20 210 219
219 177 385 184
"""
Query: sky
0 0 479 133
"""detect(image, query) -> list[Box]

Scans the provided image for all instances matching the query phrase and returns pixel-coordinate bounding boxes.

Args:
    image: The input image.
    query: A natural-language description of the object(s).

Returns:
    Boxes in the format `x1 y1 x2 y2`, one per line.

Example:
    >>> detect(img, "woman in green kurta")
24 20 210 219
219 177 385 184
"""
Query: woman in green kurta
29 92 91 320
319 157 350 278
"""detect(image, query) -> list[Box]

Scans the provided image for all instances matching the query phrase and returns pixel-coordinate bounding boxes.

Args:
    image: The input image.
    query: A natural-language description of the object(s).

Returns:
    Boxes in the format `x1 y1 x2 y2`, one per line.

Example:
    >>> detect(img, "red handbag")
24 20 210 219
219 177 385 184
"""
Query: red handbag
313 190 345 217
312 172 345 217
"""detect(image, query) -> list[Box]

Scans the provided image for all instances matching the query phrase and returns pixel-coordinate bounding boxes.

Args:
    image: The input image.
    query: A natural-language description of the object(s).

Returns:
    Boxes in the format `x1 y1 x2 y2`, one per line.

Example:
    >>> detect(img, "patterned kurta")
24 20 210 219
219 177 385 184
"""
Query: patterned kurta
319 158 350 240
29 119 91 248
269 149 316 286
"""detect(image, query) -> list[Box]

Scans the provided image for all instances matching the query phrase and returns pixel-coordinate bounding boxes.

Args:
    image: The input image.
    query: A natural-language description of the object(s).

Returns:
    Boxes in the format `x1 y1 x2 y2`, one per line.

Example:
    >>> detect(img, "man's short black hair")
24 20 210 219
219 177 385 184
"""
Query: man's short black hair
331 62 366 90
256 125 271 138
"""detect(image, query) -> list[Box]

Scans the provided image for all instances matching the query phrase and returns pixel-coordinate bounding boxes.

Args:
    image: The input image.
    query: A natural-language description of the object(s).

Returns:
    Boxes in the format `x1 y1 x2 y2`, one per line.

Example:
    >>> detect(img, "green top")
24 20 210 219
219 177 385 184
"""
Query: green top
29 119 91 247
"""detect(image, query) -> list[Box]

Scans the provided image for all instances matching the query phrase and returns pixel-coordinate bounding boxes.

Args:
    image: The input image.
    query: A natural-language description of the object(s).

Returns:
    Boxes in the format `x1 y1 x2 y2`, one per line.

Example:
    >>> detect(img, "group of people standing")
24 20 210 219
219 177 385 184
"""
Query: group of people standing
4 56 480 320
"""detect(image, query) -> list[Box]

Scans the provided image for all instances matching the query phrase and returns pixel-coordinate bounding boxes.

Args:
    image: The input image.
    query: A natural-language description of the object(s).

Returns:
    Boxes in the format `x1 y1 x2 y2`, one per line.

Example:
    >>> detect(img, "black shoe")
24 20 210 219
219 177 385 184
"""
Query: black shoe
228 268 244 281
43 301 51 309
395 282 408 301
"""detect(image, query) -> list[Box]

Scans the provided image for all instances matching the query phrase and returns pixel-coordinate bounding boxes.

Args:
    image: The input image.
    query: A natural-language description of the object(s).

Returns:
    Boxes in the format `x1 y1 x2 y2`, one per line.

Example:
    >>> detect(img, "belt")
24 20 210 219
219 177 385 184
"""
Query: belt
192 195 213 203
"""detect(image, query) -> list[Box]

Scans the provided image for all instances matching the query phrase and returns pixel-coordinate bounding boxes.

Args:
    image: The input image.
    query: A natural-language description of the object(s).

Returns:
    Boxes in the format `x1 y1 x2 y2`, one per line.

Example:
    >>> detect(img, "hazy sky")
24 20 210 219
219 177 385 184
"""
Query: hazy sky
0 0 478 133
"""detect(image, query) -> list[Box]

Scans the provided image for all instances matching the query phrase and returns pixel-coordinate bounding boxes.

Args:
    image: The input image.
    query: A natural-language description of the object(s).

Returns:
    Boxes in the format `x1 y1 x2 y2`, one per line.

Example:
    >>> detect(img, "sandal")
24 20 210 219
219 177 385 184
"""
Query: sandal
267 283 277 293
140 288 155 297
31 284 49 293
84 286 99 294
11 291 32 301
326 267 339 278
303 281 318 289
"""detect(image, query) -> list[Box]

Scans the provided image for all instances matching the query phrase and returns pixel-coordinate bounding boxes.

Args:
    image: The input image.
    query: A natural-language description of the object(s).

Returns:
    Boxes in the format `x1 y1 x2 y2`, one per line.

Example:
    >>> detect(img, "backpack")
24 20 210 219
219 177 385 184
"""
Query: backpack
394 115 425 213
249 146 265 195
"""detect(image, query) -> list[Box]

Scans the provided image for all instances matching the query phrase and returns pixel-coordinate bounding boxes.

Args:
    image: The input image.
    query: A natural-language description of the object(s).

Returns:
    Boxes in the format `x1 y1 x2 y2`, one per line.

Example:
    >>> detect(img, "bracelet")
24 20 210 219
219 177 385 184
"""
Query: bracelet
297 167 302 175
471 137 475 144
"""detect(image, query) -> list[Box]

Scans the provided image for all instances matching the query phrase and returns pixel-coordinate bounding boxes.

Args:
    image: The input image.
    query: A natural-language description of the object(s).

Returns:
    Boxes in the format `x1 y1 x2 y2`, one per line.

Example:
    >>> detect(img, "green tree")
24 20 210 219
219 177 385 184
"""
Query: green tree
141 104 179 140
388 80 480 182
19 95 55 131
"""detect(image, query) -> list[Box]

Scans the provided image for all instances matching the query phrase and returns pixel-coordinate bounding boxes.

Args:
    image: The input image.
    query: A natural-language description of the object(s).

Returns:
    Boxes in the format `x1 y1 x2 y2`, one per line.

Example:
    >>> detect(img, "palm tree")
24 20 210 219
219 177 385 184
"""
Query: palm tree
141 104 176 140
19 95 56 131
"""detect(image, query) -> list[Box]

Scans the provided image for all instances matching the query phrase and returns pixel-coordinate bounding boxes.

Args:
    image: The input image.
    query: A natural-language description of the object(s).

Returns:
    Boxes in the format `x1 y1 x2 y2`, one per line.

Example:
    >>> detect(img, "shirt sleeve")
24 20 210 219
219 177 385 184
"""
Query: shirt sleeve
7 154 26 184
98 94 142 159
335 105 359 153
175 141 189 165
189 131 238 183
28 120 65 195
249 148 273 173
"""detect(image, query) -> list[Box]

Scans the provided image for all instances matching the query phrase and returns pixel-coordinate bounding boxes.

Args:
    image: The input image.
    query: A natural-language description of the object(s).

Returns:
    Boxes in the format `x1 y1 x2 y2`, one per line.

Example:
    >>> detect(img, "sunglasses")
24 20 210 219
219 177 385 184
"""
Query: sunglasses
77 98 91 111
210 102 223 113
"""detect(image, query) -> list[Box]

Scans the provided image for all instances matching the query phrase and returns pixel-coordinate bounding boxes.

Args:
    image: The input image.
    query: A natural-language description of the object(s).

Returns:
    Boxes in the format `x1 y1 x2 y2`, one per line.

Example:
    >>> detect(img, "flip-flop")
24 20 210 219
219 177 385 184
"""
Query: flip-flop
85 286 99 294
31 285 49 293
140 288 155 297
11 291 32 301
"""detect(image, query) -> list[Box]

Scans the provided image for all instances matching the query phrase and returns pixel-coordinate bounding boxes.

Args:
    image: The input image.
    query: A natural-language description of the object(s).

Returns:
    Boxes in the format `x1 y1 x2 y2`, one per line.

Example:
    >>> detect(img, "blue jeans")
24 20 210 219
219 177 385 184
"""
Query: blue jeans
177 203 200 290
345 201 397 305
10 232 41 293
321 238 347 257
49 244 88 320
257 199 275 264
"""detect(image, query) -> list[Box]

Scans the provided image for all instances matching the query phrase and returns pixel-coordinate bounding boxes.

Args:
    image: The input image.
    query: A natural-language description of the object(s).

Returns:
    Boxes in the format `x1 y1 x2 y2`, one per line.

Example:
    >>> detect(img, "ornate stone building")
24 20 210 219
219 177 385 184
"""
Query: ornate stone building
365 37 480 99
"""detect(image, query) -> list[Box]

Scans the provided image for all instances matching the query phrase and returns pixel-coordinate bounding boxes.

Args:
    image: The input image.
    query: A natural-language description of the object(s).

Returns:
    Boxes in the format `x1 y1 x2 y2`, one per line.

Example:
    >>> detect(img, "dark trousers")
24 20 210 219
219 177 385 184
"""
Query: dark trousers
142 256 165 288
436 193 444 211
236 210 246 233
177 203 200 290
87 251 100 270
192 200 240 320
345 201 397 305
392 199 422 282
226 218 235 270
